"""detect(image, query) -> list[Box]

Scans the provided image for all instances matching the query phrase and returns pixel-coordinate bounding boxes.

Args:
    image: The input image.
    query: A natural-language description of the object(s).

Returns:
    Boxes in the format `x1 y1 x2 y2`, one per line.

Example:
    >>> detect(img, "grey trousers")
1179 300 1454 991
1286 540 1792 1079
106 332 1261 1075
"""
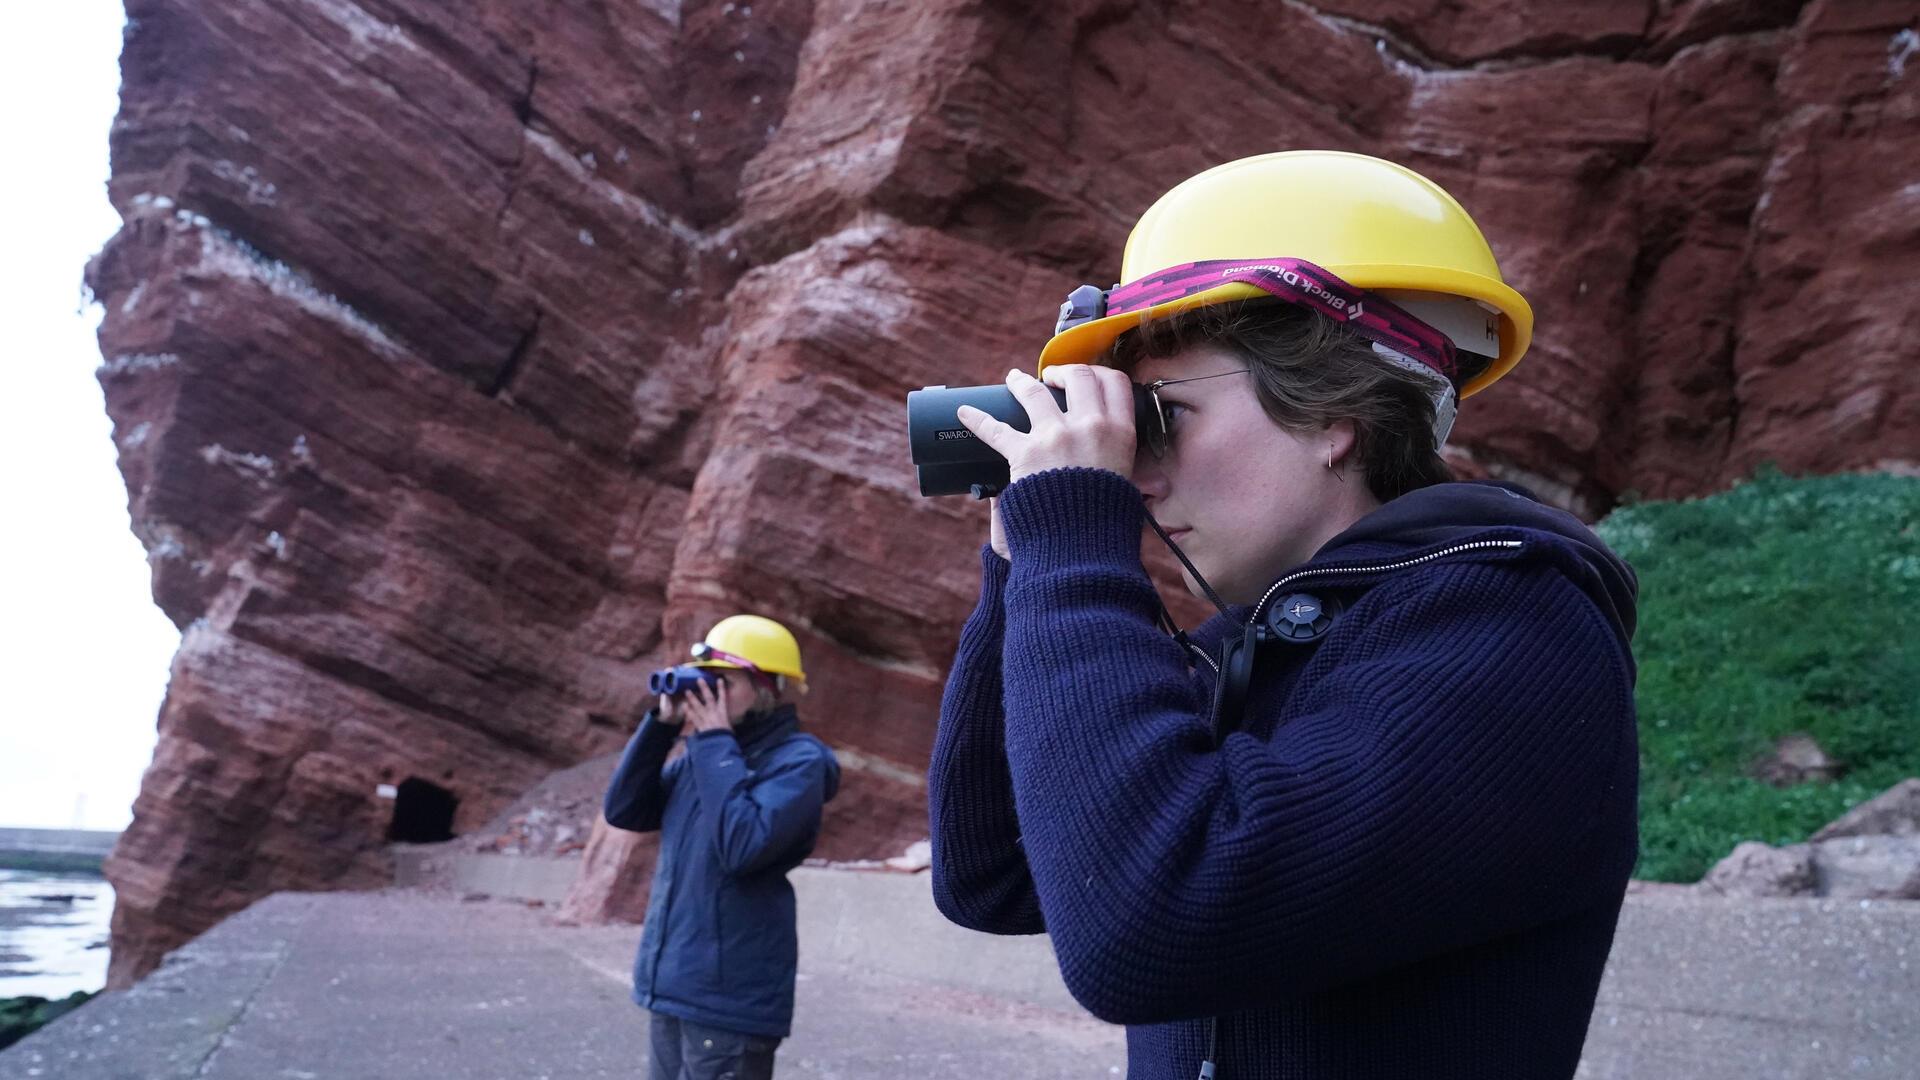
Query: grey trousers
648 1013 781 1080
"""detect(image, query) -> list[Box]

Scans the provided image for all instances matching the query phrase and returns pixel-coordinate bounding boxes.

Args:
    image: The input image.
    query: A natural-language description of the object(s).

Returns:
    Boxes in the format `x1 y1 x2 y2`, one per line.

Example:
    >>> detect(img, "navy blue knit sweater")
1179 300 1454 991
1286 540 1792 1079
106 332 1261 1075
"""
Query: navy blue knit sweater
929 468 1639 1080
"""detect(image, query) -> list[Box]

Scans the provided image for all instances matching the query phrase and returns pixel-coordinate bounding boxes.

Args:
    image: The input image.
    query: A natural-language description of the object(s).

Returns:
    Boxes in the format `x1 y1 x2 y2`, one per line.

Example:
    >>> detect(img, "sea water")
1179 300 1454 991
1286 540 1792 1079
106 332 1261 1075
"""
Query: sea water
0 870 113 999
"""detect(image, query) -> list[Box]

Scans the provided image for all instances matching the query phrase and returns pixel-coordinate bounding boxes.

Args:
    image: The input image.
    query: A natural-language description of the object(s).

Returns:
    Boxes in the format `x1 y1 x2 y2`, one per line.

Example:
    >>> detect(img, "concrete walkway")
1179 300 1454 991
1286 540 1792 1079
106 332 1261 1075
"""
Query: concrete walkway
4 873 1917 1078
0 884 1121 1080
1578 890 1919 1078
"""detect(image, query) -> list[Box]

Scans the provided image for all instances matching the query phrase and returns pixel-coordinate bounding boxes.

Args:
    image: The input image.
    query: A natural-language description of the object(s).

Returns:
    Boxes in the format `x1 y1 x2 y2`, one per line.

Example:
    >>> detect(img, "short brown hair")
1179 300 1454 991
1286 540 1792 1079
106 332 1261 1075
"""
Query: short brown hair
1106 298 1454 502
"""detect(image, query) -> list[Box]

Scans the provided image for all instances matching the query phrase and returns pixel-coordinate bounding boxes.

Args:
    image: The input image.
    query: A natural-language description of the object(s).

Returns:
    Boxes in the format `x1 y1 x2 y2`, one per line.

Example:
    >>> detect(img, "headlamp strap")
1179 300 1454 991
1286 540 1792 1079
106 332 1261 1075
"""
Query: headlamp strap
1058 258 1460 385
690 643 776 689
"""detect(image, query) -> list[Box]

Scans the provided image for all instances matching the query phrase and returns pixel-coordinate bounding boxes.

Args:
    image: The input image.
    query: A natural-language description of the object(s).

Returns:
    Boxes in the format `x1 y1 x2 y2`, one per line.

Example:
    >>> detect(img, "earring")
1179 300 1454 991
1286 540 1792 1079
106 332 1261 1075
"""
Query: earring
1327 447 1335 471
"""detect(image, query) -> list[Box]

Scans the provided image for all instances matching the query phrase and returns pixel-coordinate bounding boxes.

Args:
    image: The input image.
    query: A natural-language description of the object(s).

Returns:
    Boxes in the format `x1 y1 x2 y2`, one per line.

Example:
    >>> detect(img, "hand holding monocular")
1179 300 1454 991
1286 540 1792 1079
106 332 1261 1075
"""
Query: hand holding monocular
905 380 1158 498
908 283 1159 498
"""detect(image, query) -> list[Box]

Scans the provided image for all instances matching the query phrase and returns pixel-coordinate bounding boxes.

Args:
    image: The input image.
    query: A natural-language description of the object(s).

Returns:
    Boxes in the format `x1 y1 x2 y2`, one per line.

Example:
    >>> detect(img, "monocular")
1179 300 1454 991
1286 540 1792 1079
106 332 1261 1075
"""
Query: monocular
904 382 1157 498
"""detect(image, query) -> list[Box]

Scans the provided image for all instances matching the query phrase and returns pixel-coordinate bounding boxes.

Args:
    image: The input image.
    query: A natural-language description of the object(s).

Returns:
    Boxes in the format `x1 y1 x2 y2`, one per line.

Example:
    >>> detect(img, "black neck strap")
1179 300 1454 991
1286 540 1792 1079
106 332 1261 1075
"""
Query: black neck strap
1145 511 1235 621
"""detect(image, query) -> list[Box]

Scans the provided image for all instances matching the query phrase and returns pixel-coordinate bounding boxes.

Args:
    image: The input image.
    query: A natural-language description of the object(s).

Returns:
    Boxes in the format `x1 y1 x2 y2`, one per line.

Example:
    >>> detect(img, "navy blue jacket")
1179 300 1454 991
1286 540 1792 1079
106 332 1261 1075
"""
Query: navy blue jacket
930 469 1639 1079
605 704 840 1037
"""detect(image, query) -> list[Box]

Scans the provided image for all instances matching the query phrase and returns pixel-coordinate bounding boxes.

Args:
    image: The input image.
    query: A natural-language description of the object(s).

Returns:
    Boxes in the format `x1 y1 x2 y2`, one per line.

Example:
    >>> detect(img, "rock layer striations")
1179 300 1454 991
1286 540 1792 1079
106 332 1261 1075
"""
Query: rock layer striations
91 0 1919 984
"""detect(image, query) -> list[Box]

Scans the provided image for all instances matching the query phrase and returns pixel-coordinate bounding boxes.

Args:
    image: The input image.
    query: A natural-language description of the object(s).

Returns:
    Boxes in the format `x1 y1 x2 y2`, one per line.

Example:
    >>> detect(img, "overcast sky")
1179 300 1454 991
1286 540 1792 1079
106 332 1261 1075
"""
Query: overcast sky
0 4 177 831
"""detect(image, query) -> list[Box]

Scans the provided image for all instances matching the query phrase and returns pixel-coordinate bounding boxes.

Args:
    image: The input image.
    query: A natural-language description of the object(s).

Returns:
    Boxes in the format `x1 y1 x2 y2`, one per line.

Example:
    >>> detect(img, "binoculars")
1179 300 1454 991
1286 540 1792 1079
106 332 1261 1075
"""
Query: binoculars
905 382 1157 498
649 665 723 697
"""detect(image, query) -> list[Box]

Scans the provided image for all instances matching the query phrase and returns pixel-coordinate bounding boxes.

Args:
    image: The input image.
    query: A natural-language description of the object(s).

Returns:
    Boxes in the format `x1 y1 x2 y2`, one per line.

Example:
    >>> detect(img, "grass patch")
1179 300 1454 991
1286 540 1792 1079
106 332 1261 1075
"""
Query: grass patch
1597 469 1920 882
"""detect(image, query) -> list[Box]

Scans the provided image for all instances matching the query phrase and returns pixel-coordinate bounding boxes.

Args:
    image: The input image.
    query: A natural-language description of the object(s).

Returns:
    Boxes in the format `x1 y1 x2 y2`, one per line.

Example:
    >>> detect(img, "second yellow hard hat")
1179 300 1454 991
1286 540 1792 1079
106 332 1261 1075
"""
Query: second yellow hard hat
688 614 806 682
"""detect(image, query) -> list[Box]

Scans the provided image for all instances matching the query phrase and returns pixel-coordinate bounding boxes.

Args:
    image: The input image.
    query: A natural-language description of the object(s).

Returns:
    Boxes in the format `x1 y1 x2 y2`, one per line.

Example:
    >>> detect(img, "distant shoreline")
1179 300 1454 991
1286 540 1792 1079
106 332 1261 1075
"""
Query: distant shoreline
0 853 104 875
0 829 118 877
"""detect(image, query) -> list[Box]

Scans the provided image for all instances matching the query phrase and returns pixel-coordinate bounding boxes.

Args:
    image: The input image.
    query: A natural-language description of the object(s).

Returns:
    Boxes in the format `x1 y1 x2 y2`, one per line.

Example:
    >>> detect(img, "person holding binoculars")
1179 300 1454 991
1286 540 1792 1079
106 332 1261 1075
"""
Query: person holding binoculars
925 152 1640 1079
603 614 839 1080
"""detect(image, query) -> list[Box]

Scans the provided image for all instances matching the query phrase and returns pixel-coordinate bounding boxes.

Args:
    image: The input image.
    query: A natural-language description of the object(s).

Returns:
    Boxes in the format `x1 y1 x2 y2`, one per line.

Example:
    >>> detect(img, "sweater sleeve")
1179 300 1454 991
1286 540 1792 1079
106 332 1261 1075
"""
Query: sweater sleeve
927 545 1046 935
603 711 688 832
995 468 1636 1025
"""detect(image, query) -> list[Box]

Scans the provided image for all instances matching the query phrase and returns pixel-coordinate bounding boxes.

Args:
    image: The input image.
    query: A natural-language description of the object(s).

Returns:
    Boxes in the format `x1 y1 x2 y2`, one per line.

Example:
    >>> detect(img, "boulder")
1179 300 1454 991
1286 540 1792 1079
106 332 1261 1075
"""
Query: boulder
1699 782 1920 900
1810 835 1920 900
1812 778 1920 841
1698 840 1819 898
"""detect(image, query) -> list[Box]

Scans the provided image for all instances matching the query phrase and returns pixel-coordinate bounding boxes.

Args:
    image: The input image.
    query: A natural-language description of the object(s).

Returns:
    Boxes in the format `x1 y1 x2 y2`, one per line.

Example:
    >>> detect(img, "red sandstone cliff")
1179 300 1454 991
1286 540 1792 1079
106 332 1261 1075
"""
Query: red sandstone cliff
90 0 1919 985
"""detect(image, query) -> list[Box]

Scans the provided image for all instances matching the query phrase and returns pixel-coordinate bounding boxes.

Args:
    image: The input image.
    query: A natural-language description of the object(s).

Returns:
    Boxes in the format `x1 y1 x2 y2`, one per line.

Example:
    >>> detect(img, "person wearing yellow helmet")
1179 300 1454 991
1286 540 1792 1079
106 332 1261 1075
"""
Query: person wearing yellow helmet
928 152 1638 1080
604 614 839 1080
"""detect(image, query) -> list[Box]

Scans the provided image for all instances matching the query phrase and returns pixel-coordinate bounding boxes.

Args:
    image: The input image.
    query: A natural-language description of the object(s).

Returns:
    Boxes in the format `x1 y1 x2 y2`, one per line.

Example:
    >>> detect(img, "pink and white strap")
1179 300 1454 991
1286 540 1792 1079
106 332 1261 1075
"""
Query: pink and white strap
1103 258 1460 384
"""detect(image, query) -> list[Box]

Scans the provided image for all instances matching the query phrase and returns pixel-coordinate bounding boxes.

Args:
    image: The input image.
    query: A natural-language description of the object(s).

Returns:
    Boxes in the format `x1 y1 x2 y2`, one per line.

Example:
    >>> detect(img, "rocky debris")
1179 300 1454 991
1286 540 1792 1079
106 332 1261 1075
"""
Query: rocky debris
95 0 1920 984
1698 840 1820 898
479 810 585 858
1750 732 1847 786
458 754 620 859
1698 779 1920 900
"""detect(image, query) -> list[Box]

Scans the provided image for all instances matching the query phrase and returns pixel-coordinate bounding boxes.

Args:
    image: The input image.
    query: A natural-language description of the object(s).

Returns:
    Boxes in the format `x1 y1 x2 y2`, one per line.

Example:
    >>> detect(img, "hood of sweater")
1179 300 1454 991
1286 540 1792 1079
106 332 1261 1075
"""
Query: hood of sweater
1275 479 1639 651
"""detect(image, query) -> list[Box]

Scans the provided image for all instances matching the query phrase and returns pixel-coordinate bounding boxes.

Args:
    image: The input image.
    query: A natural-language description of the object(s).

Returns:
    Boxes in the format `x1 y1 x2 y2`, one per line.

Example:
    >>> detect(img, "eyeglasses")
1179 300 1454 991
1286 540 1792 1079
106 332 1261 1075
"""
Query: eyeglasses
1137 369 1251 460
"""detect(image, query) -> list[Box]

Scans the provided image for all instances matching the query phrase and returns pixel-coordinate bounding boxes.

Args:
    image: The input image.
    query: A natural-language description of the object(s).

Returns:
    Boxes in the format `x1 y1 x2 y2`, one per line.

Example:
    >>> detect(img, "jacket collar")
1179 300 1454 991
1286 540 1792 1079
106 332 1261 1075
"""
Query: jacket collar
733 704 800 752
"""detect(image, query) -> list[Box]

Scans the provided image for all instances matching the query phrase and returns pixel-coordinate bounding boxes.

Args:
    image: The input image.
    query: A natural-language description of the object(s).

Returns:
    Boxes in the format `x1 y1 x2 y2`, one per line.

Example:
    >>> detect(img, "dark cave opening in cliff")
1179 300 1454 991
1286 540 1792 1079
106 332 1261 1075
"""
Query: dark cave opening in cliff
388 778 459 843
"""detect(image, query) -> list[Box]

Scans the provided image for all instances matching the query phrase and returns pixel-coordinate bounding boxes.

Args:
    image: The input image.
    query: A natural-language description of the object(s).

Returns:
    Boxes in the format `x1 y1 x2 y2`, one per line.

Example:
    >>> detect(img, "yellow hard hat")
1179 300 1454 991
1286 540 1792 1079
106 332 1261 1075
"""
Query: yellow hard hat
1037 150 1533 399
688 614 806 682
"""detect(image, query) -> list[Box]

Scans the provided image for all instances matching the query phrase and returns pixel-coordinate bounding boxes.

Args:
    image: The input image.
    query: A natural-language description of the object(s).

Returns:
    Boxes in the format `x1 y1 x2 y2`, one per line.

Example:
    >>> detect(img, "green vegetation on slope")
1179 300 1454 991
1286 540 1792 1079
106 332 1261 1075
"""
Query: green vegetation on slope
1596 470 1920 882
0 993 95 1052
